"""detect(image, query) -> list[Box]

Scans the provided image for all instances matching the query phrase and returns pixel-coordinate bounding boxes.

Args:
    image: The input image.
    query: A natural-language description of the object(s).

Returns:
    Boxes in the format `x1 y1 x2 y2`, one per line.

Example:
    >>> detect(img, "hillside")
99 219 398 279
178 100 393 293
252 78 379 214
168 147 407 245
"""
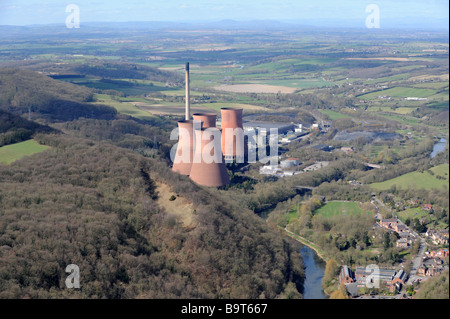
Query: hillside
0 68 117 122
0 109 57 147
414 270 449 299
370 164 449 191
0 134 304 299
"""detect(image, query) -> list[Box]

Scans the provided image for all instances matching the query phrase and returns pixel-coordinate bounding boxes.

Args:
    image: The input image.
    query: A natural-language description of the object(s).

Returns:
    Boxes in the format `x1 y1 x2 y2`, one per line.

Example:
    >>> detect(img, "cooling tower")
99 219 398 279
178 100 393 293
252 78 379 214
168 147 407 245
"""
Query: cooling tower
192 113 217 128
172 120 199 175
189 127 230 187
220 108 245 160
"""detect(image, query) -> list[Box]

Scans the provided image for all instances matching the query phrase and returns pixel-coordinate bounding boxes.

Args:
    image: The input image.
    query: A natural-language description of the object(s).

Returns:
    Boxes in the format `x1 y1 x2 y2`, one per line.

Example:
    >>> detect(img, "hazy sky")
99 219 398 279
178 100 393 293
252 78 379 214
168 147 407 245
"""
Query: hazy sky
0 0 448 28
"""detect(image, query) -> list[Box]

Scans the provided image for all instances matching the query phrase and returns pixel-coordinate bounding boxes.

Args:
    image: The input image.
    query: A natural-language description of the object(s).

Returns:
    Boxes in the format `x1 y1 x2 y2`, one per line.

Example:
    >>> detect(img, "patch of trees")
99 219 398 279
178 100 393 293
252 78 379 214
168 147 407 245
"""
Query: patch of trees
71 62 182 84
414 270 449 299
0 110 57 146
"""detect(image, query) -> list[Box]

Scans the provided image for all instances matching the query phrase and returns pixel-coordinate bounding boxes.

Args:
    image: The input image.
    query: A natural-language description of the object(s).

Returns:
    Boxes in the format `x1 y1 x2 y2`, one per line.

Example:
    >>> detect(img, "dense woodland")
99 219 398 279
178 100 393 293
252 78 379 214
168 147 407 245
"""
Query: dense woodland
0 133 304 298
0 66 308 299
414 270 449 299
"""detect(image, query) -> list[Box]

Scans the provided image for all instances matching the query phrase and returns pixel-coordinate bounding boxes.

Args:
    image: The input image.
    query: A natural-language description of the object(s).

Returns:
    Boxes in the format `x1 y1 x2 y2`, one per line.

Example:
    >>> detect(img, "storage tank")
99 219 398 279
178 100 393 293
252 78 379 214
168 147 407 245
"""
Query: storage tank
189 127 230 187
172 120 199 175
220 108 245 161
192 113 217 128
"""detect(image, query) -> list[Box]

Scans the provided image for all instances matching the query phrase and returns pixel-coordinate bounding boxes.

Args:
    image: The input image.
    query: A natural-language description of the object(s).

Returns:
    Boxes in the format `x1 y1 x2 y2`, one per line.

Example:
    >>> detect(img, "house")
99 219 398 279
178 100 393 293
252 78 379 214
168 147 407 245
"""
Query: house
395 224 407 233
396 238 410 248
341 147 354 155
426 229 449 245
423 204 433 211
392 269 407 286
345 283 360 298
417 264 427 276
379 219 398 231
436 248 449 258
390 282 402 294
408 199 420 207
339 266 354 284
430 248 449 259
426 267 443 277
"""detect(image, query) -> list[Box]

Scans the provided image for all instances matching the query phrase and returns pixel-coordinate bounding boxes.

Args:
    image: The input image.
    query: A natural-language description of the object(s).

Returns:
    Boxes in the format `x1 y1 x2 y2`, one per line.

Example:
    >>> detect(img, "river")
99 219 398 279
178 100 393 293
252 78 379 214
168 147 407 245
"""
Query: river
430 138 447 158
259 194 327 299
299 245 327 299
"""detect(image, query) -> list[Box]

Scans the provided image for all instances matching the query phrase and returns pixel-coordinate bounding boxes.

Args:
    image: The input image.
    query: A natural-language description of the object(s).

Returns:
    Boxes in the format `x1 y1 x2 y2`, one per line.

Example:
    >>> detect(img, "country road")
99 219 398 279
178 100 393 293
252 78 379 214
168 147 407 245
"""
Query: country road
406 237 427 285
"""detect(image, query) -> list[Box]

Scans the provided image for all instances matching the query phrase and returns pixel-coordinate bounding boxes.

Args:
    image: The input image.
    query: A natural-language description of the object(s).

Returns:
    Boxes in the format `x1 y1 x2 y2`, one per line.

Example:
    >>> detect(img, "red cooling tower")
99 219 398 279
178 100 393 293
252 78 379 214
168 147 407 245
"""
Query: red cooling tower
189 127 230 187
192 113 217 128
220 108 245 159
172 120 199 175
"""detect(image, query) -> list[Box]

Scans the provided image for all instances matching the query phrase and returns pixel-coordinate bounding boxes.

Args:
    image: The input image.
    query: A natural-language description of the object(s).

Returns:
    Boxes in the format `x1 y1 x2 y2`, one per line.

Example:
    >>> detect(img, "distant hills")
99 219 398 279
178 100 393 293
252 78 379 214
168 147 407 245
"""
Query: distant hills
0 68 117 122
0 18 448 35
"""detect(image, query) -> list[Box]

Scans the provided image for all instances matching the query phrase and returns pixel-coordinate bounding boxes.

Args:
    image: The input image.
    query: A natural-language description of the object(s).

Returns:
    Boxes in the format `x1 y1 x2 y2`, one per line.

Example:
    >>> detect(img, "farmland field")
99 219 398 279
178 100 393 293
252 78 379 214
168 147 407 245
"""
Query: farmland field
359 87 437 100
91 94 155 120
366 106 415 114
0 140 50 165
213 84 298 94
313 201 367 218
370 164 449 191
319 109 352 120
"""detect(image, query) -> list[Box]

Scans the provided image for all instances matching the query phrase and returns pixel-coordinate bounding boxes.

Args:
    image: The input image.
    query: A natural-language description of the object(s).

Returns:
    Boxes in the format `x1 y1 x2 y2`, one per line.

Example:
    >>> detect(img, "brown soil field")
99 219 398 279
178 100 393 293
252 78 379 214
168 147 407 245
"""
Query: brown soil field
213 84 297 94
343 57 410 62
132 102 215 116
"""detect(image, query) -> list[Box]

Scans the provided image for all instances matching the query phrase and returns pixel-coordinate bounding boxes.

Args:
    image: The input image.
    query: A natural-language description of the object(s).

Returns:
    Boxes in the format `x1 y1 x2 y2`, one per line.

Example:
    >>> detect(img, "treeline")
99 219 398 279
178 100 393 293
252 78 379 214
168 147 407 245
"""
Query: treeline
52 117 176 164
0 110 57 147
0 134 304 299
72 61 183 84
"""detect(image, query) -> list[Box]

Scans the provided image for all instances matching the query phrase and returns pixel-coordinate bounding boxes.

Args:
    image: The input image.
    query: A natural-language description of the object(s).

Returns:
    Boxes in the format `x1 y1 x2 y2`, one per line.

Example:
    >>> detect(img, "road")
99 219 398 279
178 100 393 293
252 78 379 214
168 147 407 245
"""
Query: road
405 237 427 285
372 196 428 288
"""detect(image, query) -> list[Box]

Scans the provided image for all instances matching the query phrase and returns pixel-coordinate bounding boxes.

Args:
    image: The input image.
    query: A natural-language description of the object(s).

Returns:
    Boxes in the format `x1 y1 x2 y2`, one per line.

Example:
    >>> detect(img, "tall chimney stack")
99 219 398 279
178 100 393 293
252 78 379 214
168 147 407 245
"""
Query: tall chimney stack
185 62 190 121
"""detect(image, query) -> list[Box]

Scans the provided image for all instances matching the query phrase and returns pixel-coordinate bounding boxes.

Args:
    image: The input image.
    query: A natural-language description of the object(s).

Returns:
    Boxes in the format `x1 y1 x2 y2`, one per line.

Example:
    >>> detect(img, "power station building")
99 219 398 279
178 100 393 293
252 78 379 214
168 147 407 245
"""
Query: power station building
172 63 233 187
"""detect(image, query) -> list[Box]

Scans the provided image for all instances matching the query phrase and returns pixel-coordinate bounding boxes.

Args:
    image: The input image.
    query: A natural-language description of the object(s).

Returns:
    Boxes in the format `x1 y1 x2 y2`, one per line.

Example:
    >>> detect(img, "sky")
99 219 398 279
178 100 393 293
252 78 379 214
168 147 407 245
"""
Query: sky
0 0 448 29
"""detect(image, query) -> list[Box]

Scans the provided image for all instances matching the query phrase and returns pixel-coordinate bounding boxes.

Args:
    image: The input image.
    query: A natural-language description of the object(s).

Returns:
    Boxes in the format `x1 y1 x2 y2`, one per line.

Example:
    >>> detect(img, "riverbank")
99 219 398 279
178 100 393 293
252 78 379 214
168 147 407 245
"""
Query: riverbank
282 226 327 262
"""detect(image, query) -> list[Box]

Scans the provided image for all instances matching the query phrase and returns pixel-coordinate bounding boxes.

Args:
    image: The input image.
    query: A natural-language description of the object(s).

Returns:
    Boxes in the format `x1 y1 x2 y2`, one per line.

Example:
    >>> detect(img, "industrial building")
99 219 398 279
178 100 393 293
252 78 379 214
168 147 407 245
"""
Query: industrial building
171 63 232 187
189 127 230 187
280 158 300 169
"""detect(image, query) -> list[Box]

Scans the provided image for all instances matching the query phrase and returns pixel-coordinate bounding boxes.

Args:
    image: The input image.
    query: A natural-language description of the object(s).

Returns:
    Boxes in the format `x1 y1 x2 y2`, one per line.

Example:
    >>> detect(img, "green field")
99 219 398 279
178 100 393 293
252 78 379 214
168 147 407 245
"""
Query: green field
397 207 430 223
360 87 437 100
0 140 50 165
92 94 155 120
313 201 365 218
370 164 449 191
319 109 351 120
